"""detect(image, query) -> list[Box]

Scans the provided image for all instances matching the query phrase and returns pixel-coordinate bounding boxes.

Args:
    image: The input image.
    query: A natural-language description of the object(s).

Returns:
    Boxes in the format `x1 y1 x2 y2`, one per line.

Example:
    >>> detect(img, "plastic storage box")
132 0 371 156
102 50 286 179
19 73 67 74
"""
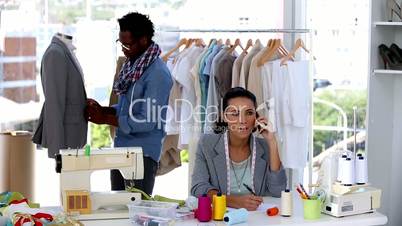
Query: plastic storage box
128 200 178 220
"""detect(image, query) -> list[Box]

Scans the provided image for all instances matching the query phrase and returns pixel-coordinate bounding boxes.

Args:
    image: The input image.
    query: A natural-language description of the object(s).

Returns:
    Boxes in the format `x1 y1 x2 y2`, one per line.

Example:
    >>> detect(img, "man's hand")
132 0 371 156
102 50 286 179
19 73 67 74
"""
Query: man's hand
85 99 100 120
85 105 105 124
87 98 101 108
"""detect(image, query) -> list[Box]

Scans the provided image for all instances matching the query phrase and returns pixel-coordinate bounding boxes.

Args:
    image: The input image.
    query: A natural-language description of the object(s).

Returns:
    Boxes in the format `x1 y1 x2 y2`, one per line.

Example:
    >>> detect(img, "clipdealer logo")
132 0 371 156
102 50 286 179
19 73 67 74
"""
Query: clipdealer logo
128 98 269 131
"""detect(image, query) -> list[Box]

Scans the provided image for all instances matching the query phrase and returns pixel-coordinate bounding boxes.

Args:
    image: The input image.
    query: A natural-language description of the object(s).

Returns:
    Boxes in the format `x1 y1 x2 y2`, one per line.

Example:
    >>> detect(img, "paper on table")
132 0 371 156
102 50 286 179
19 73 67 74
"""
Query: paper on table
227 203 275 212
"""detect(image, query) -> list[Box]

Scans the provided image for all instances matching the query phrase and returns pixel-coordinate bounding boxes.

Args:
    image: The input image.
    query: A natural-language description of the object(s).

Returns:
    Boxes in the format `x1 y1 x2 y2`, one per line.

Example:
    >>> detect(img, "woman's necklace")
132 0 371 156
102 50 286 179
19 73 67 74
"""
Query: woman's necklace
230 157 249 193
224 131 256 195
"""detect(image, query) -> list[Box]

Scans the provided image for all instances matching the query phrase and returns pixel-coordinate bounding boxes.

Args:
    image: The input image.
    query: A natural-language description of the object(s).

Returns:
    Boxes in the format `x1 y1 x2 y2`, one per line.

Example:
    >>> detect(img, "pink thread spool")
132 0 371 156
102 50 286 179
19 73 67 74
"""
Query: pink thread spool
196 194 212 222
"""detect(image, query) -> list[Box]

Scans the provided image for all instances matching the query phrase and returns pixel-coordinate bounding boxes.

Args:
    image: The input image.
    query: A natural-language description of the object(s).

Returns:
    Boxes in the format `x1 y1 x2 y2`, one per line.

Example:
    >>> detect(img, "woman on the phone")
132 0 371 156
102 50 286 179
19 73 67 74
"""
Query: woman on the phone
191 87 286 211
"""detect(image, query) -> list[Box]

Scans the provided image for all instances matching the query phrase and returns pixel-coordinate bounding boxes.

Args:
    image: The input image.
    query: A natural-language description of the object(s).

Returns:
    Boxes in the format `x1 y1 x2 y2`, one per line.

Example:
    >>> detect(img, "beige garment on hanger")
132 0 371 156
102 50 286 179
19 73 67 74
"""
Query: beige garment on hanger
157 134 181 176
109 56 127 139
232 52 246 88
239 40 263 88
109 56 182 175
248 49 281 115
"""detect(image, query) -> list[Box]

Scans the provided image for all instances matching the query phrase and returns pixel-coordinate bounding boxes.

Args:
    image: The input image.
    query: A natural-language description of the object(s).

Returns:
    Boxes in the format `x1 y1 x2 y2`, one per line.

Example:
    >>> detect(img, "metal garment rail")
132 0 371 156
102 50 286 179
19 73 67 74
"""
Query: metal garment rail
161 28 314 194
159 28 310 33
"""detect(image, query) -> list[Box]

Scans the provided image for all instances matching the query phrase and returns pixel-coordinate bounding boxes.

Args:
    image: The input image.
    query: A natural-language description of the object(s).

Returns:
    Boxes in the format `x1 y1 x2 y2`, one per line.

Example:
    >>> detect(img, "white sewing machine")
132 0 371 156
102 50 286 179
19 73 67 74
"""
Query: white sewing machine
321 182 382 217
56 147 144 220
318 151 382 217
319 107 382 218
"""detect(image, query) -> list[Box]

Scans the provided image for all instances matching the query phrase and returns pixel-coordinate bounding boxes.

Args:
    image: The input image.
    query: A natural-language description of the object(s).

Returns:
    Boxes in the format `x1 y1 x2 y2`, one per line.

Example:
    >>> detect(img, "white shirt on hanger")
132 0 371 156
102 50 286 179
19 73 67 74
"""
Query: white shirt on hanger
165 49 191 135
261 60 277 133
271 60 311 169
174 46 204 149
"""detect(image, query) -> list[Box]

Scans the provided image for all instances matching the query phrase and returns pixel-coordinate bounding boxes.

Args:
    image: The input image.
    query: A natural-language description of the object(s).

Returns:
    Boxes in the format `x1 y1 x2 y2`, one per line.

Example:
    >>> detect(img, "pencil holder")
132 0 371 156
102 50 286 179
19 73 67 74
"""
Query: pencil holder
303 199 321 220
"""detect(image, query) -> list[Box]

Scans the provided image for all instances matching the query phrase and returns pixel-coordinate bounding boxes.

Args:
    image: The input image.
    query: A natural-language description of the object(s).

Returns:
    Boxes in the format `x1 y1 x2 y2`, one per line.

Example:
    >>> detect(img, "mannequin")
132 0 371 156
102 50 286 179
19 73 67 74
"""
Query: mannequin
32 32 88 158
56 32 74 49
55 32 84 77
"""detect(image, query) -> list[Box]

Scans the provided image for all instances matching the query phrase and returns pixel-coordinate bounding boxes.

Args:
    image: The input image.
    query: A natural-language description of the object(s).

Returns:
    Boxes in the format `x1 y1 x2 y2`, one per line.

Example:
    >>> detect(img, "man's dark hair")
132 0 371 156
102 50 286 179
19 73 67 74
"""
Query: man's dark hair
118 12 155 41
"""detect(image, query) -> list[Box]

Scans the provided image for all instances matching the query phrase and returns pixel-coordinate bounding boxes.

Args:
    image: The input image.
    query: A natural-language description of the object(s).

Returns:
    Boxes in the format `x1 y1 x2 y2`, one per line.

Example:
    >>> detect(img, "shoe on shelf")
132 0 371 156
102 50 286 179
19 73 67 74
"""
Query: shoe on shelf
378 44 402 70
390 43 402 62
387 0 402 22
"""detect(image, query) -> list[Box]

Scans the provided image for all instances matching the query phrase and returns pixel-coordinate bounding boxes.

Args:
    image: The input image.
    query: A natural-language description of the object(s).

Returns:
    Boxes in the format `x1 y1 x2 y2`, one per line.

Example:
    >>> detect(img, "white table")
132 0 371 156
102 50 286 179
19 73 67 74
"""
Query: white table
81 196 388 226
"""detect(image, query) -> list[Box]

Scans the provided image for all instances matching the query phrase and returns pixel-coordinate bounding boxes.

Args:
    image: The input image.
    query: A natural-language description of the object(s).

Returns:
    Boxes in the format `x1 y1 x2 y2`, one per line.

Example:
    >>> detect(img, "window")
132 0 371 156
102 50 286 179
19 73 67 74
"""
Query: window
306 0 369 157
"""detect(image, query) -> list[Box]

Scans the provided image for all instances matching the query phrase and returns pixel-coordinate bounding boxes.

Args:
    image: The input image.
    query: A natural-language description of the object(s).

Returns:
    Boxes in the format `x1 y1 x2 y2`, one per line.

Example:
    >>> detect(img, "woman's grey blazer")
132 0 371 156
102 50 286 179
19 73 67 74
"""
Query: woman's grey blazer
191 133 287 198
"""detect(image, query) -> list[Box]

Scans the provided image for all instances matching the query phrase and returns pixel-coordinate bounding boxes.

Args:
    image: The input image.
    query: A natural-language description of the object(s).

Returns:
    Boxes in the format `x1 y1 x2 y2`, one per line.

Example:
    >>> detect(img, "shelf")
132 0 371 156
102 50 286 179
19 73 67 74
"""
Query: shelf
374 21 402 26
373 69 402 75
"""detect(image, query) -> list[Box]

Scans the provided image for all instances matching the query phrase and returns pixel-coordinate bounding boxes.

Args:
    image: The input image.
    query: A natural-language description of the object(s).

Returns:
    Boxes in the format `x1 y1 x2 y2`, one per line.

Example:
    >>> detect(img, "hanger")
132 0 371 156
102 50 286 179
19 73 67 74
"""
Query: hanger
161 38 187 62
267 39 273 48
257 39 286 67
195 38 206 47
280 38 310 66
185 38 194 49
278 43 289 56
225 38 231 46
208 38 218 47
228 38 244 54
254 39 274 67
243 39 253 54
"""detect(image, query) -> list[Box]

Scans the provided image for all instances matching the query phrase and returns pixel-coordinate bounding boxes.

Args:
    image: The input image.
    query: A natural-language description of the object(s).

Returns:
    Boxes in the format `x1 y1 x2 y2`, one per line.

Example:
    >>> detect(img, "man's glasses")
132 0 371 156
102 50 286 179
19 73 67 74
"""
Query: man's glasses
116 39 131 51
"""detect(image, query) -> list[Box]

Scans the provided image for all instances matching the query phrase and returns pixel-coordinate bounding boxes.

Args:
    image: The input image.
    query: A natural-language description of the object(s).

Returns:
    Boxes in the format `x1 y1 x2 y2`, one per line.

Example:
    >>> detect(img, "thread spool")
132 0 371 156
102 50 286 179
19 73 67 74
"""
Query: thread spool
323 152 338 190
341 158 355 186
267 207 279 216
280 189 292 217
356 156 368 185
196 194 212 222
223 208 248 225
337 154 347 183
213 193 226 221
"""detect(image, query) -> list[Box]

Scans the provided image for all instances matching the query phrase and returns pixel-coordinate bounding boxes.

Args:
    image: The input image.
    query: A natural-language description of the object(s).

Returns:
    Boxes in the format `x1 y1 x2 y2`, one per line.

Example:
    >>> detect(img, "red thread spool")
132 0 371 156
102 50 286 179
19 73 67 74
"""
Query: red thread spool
267 207 279 216
196 194 212 222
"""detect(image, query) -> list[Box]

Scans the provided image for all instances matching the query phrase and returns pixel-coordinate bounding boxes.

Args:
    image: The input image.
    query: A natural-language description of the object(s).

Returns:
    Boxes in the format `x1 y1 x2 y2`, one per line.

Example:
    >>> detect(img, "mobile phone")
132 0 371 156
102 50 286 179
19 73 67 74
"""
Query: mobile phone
255 121 273 133
255 121 268 133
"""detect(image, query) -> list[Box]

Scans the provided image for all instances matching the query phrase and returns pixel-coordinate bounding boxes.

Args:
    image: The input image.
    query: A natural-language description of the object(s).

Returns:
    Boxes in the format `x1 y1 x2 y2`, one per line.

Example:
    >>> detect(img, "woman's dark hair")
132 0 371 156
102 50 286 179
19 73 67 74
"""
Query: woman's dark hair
118 12 154 41
213 87 258 134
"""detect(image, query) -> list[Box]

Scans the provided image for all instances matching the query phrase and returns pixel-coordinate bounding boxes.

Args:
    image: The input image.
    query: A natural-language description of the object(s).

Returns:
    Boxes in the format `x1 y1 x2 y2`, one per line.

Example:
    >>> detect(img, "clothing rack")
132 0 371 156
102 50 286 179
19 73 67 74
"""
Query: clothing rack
161 28 314 194
159 28 310 33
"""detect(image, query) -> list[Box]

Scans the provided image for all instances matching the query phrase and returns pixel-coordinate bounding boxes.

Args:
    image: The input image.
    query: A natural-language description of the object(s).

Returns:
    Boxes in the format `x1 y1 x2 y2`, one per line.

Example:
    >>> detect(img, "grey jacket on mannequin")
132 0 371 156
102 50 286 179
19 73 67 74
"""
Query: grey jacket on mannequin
32 36 87 158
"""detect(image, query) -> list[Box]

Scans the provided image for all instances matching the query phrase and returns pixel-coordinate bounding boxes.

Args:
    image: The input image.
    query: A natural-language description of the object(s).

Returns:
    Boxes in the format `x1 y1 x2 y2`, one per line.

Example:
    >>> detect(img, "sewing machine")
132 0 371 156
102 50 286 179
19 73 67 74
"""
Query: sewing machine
318 108 382 218
318 151 382 217
56 147 144 220
322 183 382 217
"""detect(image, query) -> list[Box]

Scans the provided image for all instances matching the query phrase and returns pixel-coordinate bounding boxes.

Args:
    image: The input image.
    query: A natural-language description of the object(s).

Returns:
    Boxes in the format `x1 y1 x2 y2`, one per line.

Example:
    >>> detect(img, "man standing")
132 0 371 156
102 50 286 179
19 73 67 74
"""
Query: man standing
86 12 173 195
